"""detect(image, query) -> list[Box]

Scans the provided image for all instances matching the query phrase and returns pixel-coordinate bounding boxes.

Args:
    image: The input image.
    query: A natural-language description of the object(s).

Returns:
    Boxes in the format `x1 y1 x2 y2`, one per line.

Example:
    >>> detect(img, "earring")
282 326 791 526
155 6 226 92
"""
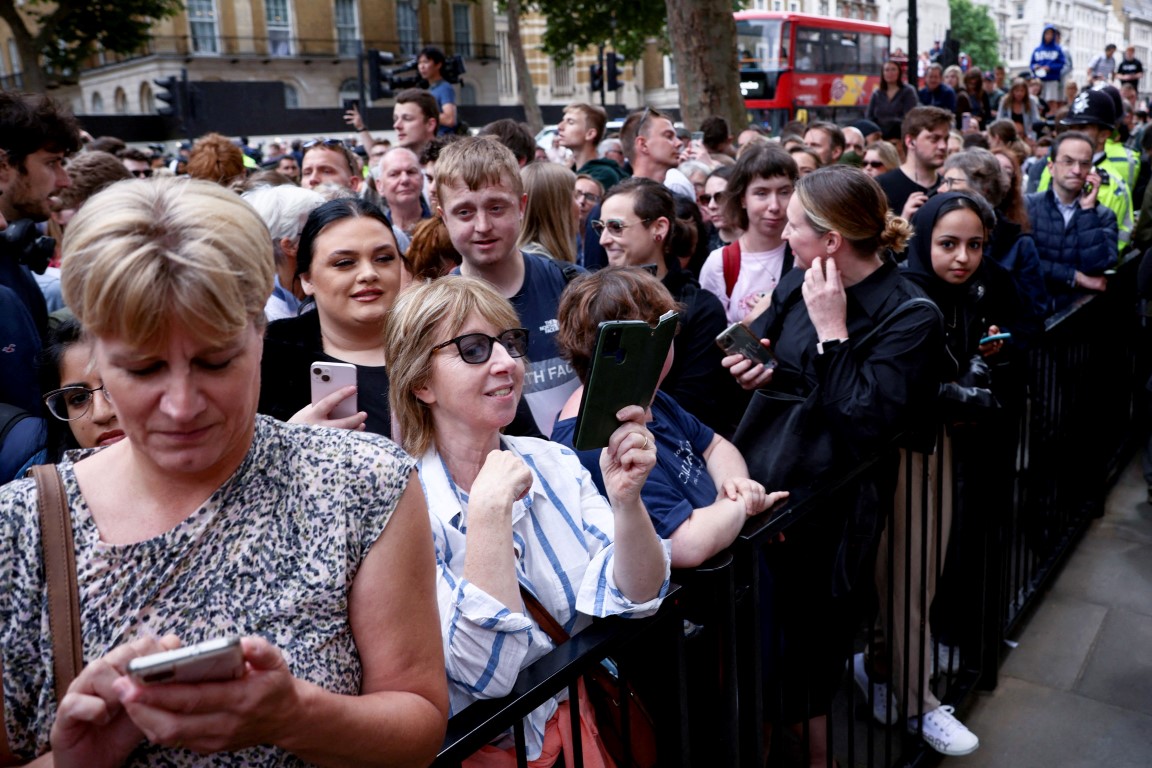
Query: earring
654 233 663 243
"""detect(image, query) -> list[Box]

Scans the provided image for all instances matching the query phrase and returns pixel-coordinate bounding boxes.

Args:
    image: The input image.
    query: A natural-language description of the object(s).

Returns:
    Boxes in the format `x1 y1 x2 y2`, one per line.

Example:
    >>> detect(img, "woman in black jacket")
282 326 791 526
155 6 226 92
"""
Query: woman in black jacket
259 198 403 436
724 166 945 765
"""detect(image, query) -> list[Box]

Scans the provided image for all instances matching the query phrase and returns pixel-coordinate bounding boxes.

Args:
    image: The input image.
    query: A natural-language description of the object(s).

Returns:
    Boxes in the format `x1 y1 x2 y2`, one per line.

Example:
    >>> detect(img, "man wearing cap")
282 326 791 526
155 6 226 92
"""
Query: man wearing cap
1031 88 1135 248
1026 130 1118 310
1088 44 1119 84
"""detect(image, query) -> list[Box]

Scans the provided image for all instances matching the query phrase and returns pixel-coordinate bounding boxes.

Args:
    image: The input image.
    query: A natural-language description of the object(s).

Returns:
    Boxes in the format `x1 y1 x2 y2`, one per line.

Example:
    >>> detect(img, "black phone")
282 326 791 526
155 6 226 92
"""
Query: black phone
343 99 360 112
716 322 776 368
574 311 679 451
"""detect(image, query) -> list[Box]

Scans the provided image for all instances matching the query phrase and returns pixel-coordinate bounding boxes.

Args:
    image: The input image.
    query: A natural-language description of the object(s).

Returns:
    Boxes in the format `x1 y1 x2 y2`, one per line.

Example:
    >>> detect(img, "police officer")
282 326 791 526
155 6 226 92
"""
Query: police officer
1030 88 1135 249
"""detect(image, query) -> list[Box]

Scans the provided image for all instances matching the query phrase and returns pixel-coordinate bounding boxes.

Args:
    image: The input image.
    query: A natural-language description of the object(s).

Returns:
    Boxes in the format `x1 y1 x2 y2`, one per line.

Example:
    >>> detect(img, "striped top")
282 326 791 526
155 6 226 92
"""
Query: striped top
419 434 671 760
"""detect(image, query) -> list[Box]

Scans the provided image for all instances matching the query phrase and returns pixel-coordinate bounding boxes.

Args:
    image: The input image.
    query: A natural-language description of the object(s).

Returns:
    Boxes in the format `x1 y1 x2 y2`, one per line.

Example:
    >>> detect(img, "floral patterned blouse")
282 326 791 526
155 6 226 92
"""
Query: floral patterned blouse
0 415 414 765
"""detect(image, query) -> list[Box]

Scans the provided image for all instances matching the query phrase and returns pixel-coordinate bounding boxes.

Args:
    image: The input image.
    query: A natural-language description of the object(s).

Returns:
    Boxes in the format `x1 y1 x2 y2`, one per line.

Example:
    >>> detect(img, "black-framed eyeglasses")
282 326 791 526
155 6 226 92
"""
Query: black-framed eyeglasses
43 385 113 422
431 328 530 364
575 190 602 204
591 218 653 236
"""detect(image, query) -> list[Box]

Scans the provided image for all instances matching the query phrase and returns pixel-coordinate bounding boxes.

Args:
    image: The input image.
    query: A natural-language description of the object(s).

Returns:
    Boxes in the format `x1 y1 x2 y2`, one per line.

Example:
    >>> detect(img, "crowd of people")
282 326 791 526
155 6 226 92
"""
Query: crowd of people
0 32 1147 764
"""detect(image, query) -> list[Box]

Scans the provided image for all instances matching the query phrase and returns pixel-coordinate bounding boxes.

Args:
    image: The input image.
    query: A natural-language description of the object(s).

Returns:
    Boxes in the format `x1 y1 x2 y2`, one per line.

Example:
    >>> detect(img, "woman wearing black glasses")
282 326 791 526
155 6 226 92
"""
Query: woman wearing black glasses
383 275 669 765
259 197 405 438
596 176 744 435
37 316 125 461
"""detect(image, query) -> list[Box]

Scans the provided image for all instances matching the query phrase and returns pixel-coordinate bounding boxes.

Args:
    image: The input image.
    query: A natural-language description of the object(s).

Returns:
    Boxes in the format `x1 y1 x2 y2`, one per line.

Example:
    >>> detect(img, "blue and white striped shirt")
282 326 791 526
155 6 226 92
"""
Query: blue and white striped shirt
419 434 671 759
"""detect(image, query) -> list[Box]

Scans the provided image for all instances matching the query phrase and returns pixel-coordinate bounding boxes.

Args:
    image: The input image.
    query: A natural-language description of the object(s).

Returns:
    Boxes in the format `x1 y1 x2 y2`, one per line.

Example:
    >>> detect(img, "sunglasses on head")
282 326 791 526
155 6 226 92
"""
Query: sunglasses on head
431 328 530 364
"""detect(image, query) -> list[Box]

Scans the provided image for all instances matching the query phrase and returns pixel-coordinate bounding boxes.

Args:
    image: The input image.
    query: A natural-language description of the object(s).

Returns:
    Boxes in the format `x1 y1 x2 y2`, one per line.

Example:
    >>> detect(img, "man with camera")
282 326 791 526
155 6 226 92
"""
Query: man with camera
0 91 81 478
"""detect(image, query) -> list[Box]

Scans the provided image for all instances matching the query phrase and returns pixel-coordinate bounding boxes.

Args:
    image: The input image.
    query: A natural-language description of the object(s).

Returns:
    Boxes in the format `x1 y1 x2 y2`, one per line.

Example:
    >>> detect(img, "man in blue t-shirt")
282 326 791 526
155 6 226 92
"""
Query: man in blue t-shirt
436 136 582 437
418 46 457 136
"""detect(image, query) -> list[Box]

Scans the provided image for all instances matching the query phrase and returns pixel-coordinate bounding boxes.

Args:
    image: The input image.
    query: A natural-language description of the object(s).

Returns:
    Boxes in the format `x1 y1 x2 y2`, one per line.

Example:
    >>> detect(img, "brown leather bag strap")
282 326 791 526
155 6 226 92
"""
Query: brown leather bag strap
518 586 570 646
31 464 83 704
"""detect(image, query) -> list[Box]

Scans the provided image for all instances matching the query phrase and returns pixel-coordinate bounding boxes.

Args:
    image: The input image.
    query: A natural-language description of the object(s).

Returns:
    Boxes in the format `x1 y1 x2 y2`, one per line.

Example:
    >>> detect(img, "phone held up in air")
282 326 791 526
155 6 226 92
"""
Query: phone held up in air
715 322 777 368
310 361 358 419
979 332 1013 345
574 310 679 451
127 636 246 685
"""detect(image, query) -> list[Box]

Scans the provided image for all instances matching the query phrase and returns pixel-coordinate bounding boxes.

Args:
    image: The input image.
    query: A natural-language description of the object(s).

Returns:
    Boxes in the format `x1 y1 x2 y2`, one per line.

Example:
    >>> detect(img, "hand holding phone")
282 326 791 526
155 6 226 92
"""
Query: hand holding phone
127 636 246 685
716 322 776 368
574 311 679 450
310 361 358 419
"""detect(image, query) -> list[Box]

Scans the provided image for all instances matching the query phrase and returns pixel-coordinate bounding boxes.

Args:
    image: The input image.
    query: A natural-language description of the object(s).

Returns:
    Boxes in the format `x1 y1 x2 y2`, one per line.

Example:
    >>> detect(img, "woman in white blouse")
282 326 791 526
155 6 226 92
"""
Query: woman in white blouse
384 276 670 765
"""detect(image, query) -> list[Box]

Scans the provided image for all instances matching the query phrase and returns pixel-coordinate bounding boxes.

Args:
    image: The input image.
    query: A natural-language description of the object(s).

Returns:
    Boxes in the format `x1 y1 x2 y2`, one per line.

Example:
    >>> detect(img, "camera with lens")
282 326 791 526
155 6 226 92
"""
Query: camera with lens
1 220 55 275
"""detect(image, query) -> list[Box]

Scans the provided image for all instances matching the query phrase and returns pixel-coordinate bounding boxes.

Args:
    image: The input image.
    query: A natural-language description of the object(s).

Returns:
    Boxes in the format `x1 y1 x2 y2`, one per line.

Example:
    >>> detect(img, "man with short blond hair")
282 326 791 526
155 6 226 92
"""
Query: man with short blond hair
558 102 626 190
436 137 582 436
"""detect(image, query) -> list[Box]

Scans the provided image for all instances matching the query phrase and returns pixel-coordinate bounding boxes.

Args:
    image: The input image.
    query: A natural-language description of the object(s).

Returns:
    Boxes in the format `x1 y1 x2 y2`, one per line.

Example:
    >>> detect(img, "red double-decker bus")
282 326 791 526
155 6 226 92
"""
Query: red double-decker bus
735 11 892 132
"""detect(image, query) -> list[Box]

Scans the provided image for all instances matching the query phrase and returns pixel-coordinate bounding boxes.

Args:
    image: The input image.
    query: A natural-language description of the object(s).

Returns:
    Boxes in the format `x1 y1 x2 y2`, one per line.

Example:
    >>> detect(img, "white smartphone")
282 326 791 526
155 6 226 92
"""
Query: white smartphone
127 636 246 685
309 361 358 419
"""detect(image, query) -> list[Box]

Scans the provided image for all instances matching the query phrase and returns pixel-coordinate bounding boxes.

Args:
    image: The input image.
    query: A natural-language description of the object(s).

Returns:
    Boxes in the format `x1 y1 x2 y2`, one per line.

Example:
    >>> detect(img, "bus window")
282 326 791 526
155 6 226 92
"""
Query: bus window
860 32 887 70
736 18 787 71
826 30 860 71
795 28 823 71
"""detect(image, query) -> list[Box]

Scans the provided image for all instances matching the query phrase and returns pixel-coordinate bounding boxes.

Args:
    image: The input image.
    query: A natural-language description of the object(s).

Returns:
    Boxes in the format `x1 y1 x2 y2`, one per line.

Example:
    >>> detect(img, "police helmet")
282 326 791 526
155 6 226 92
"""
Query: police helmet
1061 88 1116 129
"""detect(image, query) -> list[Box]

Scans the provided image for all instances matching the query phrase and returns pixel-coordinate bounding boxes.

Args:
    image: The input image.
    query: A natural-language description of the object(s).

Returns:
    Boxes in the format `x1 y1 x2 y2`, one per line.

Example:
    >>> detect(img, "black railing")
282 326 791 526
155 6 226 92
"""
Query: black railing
437 252 1147 767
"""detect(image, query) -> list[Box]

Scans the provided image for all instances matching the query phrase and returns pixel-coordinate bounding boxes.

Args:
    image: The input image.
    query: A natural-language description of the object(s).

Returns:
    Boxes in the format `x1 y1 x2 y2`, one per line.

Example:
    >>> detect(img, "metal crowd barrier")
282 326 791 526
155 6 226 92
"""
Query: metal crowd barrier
435 253 1147 767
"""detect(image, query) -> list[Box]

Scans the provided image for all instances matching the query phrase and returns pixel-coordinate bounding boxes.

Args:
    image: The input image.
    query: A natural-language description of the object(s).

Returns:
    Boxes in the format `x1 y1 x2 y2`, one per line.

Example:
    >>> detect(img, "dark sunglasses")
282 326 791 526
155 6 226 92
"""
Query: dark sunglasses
698 192 725 205
431 328 530 364
130 169 153 179
863 160 886 169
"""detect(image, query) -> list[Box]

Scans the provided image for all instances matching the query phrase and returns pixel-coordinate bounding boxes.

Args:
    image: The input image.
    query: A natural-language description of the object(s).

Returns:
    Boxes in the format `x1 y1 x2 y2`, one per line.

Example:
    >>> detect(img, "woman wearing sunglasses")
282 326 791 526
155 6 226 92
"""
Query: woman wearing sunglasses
383 276 669 765
861 141 900 178
259 197 405 438
37 316 125 462
597 176 743 435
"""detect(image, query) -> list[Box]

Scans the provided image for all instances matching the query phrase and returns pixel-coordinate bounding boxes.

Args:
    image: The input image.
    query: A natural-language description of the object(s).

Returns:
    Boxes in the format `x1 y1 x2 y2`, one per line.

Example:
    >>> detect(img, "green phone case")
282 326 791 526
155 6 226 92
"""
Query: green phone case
573 310 679 451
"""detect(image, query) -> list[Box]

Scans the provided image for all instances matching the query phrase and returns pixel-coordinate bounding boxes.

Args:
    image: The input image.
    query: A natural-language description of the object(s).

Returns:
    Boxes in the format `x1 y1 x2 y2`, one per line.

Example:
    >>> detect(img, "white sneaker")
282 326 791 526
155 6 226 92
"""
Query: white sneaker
907 705 979 756
851 652 900 726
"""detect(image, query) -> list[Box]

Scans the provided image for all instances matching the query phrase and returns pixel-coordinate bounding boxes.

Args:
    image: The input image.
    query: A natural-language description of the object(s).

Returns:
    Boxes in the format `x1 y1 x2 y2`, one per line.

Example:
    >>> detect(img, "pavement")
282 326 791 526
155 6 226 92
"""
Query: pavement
948 454 1152 767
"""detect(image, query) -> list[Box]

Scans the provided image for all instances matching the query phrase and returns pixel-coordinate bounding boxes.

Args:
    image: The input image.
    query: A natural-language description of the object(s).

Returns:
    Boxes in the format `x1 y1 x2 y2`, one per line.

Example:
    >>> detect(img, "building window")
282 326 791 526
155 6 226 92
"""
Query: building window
139 81 154 113
551 60 574 97
396 1 420 56
497 30 515 97
265 0 292 56
1015 3 1024 19
91 92 104 114
664 55 677 88
7 39 22 88
334 0 360 57
284 83 300 108
188 0 219 54
114 87 127 114
453 3 472 58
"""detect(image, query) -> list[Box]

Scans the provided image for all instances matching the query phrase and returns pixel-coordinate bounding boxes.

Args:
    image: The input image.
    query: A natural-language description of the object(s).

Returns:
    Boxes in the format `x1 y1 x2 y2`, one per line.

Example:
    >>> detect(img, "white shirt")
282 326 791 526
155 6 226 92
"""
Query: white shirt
420 434 671 759
699 242 788 324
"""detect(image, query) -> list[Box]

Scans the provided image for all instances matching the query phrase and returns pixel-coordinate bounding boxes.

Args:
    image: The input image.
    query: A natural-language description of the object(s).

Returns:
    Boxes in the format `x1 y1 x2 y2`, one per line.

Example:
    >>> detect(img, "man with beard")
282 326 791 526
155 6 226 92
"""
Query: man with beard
0 91 80 478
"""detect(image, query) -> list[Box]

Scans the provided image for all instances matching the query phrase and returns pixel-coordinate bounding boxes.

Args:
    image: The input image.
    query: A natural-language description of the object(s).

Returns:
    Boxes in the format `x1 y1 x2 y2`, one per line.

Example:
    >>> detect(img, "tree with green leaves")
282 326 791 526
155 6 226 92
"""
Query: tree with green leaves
0 0 183 93
531 0 745 130
948 0 1002 71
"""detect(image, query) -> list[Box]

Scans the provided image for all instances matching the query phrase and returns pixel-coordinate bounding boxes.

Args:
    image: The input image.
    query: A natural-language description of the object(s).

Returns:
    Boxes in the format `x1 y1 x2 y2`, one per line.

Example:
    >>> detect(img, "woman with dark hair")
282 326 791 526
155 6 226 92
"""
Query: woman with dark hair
942 149 1048 339
723 165 945 766
703 165 739 252
700 143 797 324
866 60 919 134
673 191 711 278
36 317 125 463
259 197 406 437
956 68 993 131
597 176 743 434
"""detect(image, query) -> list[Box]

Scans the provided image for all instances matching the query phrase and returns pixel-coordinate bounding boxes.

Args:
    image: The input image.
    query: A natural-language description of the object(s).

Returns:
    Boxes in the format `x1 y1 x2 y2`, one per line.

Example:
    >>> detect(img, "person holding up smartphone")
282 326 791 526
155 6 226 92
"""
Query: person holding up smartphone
383 276 670 765
553 267 788 568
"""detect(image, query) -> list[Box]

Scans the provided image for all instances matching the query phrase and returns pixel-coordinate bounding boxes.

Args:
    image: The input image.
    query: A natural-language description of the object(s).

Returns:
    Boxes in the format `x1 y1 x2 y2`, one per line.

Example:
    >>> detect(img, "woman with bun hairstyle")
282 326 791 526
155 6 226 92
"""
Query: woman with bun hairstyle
723 165 945 766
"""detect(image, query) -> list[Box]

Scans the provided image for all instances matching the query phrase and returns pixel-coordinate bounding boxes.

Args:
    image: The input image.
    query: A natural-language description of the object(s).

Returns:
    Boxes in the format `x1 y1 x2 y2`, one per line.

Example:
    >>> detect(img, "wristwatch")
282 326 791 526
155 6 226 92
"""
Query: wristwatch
816 338 848 355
